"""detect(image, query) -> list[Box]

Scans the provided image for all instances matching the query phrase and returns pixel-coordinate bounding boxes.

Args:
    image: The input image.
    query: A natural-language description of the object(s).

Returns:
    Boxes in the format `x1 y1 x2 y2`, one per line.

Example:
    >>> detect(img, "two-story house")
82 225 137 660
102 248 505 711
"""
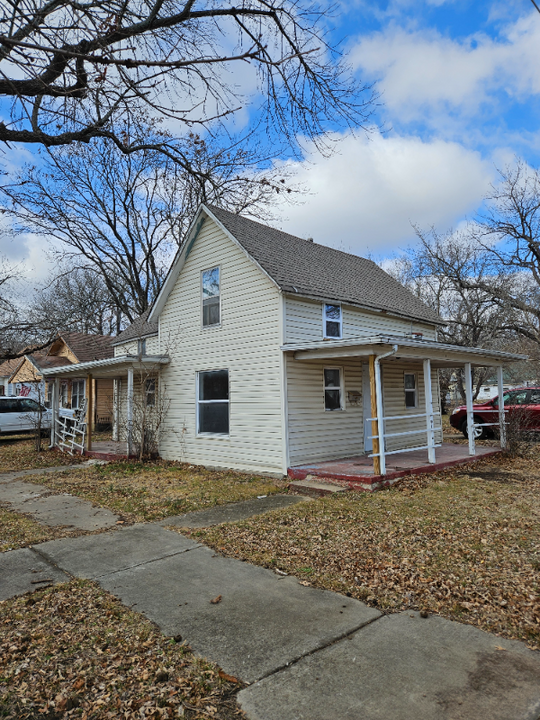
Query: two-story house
42 205 525 484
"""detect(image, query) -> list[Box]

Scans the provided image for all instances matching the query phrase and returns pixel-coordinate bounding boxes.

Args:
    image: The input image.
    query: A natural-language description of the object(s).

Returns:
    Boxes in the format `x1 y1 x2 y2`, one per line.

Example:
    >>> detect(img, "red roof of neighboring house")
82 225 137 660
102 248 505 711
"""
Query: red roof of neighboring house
0 357 24 378
56 332 114 362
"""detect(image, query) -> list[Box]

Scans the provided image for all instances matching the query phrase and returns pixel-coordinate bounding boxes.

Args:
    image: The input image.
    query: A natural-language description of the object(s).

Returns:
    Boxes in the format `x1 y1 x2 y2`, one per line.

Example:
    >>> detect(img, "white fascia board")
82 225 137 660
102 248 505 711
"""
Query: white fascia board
282 336 527 364
41 355 170 376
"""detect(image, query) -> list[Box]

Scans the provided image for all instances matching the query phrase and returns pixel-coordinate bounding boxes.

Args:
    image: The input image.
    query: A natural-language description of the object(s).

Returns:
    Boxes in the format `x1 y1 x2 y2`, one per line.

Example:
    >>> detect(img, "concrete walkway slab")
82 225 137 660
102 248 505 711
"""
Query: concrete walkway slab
239 611 540 720
97 544 381 684
161 494 307 528
0 548 69 601
0 463 92 484
0 477 119 530
0 480 45 503
12 493 118 530
37 524 201 578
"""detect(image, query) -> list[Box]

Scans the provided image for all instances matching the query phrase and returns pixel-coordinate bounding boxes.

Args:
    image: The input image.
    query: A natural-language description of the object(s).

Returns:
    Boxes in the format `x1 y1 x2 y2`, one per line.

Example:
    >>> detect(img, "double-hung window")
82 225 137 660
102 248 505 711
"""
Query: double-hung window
71 380 85 409
324 368 343 411
145 378 156 407
404 373 417 408
197 370 229 435
202 267 220 327
323 303 342 338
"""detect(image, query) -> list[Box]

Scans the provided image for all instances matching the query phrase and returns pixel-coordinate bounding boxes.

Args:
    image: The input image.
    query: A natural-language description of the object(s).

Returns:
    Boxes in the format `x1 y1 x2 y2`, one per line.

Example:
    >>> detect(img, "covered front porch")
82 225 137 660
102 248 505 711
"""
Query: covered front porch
283 334 526 486
288 443 501 492
42 354 169 457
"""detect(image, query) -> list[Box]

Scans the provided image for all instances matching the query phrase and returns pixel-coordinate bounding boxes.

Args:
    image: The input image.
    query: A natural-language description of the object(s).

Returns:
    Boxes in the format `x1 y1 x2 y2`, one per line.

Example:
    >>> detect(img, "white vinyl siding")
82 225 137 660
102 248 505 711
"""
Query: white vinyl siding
158 219 284 474
114 335 160 357
287 356 364 466
381 361 442 453
284 296 437 345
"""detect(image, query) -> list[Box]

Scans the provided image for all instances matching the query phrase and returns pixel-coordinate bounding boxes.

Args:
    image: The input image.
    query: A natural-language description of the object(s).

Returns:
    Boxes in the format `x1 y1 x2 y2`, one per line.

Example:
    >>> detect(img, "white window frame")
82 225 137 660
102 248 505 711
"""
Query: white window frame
201 265 221 329
196 369 230 436
71 379 85 409
145 378 156 407
322 302 342 339
404 372 418 409
323 366 344 412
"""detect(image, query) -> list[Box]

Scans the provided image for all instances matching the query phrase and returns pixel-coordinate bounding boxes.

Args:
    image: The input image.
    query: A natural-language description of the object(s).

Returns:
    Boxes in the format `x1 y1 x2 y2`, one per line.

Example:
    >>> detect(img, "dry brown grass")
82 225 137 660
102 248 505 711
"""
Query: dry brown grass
192 449 540 649
25 460 283 524
0 437 86 473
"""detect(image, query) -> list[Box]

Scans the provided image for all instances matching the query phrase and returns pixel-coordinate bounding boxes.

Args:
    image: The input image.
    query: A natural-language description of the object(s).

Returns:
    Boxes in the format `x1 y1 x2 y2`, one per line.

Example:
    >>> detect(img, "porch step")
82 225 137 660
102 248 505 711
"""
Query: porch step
288 476 348 498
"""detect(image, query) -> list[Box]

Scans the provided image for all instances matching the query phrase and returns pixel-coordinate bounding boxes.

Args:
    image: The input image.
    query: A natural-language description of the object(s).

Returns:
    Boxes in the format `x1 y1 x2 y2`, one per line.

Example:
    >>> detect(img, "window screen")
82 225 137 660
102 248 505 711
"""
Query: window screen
324 368 342 411
72 380 85 409
198 370 229 434
202 267 220 327
323 304 342 338
404 373 417 408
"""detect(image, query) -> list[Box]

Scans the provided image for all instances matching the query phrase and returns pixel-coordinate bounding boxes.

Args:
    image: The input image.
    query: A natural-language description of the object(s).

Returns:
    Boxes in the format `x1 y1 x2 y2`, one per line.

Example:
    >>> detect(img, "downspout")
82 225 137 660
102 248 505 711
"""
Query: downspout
374 345 399 475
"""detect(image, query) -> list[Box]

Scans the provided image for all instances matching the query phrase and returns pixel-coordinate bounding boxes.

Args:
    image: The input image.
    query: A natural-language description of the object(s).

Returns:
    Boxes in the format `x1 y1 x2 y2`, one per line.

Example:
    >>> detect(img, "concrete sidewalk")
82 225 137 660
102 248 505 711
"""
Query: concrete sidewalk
1 471 540 719
0 523 538 719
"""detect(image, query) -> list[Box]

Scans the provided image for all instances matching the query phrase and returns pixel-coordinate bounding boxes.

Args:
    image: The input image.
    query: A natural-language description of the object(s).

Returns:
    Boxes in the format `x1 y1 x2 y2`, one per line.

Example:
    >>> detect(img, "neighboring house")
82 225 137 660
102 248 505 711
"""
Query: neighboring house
0 357 23 396
43 205 525 476
9 332 114 427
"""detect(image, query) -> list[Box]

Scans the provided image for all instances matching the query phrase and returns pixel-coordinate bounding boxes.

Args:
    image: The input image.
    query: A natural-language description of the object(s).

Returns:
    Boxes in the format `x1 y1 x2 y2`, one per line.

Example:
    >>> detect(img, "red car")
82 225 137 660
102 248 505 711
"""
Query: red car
450 387 540 439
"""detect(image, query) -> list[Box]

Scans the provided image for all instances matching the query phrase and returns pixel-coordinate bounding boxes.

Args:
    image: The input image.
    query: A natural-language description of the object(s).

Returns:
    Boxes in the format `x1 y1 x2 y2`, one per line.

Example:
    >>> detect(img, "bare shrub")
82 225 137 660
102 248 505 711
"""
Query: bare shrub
501 405 537 458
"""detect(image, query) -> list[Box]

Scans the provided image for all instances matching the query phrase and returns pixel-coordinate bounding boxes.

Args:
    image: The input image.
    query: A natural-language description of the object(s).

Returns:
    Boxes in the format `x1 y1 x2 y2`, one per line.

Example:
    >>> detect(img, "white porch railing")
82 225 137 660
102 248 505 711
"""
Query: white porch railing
366 411 442 459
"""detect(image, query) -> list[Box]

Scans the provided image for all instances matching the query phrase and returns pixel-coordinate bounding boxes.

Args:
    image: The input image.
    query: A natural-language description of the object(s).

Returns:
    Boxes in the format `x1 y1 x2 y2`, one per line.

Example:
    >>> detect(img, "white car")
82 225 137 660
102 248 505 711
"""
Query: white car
0 397 52 435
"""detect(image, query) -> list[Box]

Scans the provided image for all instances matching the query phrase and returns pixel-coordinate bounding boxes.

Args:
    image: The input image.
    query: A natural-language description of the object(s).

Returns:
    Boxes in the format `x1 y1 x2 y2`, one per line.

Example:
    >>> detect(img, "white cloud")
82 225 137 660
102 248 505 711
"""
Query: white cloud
350 13 540 126
273 130 493 256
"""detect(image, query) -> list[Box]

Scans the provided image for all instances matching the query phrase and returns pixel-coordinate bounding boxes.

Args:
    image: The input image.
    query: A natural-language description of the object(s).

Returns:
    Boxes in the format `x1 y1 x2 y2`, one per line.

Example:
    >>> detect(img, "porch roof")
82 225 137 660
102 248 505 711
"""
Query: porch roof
41 354 169 379
282 335 527 368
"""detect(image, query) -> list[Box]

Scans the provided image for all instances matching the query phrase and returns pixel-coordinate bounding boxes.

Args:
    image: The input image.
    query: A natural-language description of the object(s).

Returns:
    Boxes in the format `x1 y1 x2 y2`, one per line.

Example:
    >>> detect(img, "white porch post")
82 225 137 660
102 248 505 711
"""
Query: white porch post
497 365 507 450
423 358 436 463
49 377 59 448
127 367 134 457
464 362 476 456
112 378 119 442
374 359 386 475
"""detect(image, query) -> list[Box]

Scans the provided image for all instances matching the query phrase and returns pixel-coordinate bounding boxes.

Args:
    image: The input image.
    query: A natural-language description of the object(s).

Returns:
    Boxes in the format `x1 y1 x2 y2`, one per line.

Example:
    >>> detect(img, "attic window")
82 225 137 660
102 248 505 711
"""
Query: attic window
138 339 147 355
323 303 342 338
202 267 220 327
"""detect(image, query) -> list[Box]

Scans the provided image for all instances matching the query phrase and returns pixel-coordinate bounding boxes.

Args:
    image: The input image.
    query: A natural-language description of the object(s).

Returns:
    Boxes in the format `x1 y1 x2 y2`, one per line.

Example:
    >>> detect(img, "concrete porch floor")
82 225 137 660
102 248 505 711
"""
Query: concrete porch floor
288 443 502 492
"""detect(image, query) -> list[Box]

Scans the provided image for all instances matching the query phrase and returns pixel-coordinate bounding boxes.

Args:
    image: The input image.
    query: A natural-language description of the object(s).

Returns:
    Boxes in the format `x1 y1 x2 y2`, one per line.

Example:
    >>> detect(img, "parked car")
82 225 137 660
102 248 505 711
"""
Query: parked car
450 387 540 439
0 397 52 435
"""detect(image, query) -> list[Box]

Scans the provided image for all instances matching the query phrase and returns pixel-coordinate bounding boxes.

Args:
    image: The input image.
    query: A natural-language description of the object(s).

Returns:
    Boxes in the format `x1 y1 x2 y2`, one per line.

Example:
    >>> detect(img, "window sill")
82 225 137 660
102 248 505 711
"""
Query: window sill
196 432 230 439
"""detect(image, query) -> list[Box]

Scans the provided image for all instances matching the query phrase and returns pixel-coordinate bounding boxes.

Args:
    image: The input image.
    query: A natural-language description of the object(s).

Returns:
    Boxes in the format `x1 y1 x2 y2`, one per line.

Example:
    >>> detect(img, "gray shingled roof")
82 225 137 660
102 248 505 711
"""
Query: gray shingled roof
207 205 441 325
112 309 158 346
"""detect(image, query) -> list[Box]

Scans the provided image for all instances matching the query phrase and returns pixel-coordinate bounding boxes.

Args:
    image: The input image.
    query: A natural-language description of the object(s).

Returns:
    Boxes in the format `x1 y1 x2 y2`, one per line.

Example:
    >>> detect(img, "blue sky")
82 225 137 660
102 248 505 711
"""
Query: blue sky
275 0 540 258
2 0 540 280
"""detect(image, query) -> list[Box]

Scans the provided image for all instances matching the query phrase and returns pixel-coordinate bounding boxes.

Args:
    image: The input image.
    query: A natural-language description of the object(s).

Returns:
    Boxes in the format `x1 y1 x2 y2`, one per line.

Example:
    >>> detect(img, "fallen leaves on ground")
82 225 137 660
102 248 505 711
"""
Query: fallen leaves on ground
25 460 283 524
192 450 540 649
0 580 245 719
0 507 100 552
0 437 86 473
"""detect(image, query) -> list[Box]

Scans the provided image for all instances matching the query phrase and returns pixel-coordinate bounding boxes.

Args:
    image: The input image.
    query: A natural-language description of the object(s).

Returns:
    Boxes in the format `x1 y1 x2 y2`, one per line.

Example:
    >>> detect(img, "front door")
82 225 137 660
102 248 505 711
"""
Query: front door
362 363 372 453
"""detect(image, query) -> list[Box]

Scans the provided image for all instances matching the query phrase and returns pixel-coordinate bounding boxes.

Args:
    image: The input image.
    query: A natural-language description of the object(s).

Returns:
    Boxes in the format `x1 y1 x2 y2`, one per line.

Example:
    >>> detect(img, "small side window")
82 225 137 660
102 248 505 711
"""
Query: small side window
146 378 156 407
324 368 343 411
404 373 417 408
202 267 220 327
138 339 147 355
323 303 342 338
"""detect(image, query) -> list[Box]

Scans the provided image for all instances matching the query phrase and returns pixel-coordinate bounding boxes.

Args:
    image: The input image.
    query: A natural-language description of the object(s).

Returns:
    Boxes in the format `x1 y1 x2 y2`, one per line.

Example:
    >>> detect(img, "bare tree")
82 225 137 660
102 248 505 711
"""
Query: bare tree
4 125 294 322
392 230 519 403
0 0 374 161
29 266 120 335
